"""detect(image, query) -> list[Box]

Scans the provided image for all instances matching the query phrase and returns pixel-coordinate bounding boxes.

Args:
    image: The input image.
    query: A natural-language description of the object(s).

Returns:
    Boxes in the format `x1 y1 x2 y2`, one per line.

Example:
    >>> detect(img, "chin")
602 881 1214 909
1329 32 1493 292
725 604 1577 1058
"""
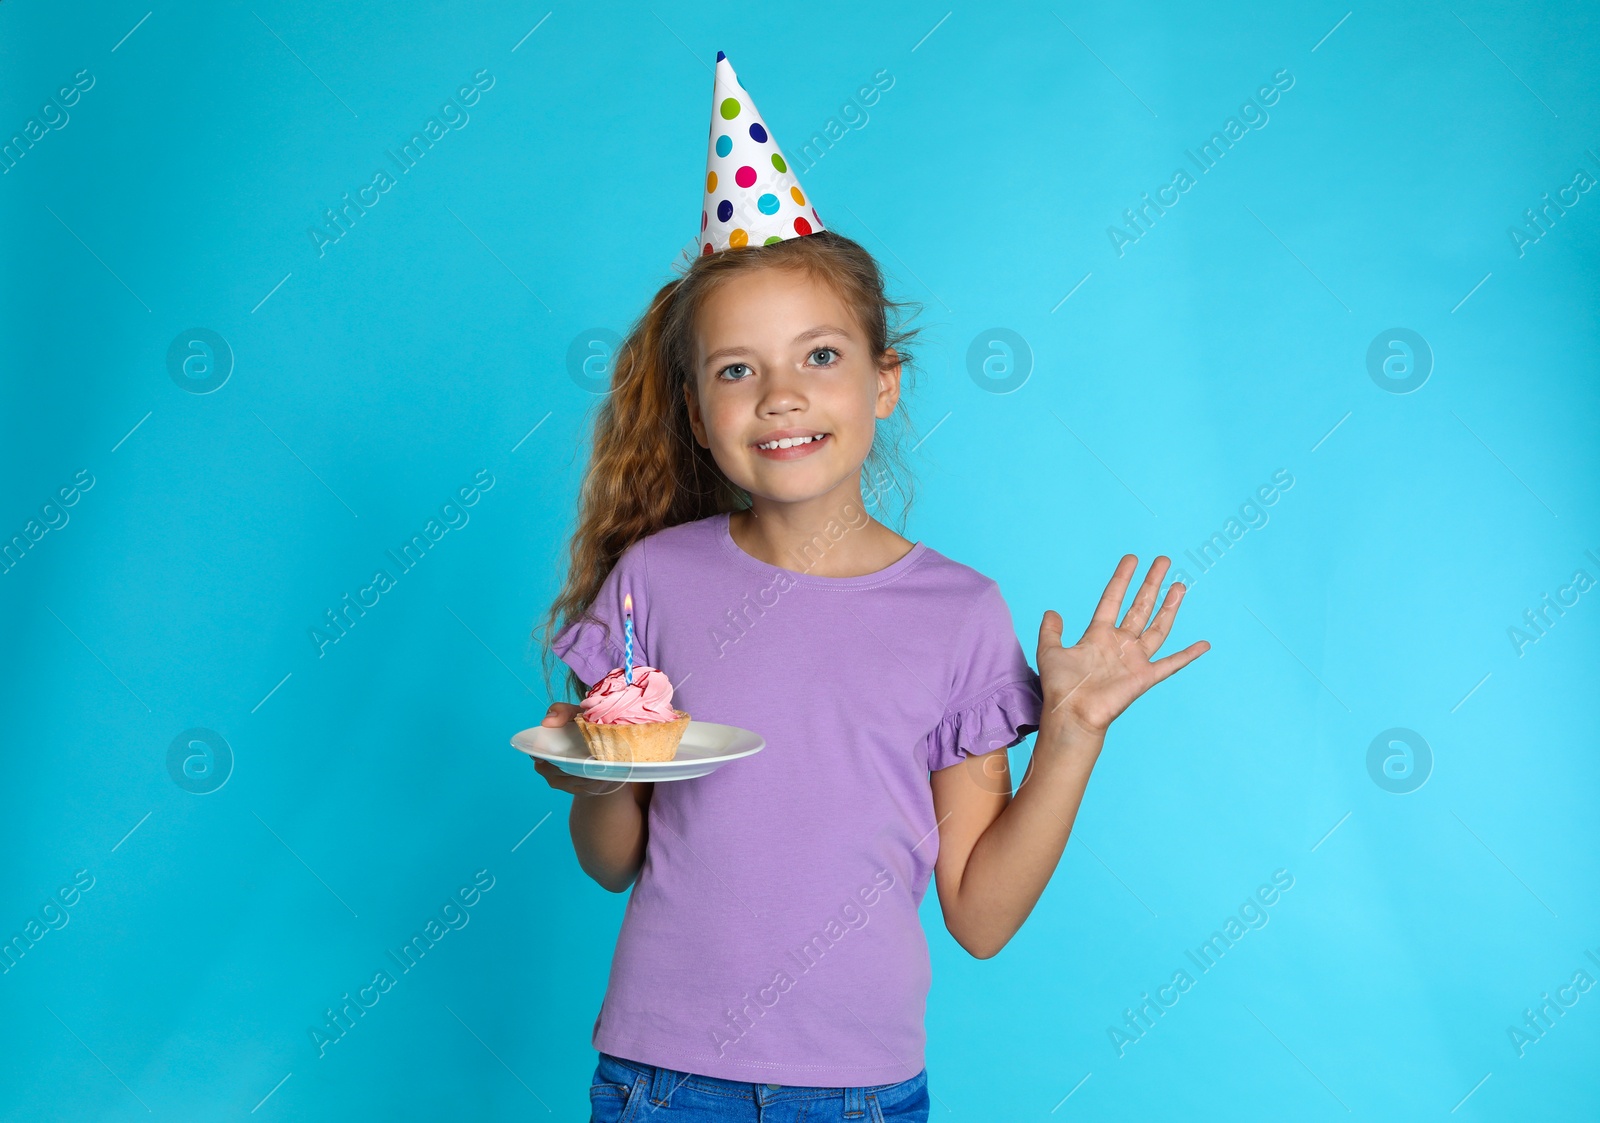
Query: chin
721 443 866 500
744 479 830 503
728 463 825 497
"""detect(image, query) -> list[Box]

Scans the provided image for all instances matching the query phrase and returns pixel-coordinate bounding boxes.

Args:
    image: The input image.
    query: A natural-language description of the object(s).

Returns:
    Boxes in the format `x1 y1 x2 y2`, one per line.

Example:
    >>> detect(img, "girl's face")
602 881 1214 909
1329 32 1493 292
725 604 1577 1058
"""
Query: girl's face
683 266 900 507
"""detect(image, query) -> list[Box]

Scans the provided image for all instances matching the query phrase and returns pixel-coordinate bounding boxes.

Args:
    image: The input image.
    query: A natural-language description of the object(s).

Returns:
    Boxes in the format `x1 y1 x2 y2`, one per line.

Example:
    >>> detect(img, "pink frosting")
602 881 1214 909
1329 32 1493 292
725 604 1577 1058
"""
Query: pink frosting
579 665 679 725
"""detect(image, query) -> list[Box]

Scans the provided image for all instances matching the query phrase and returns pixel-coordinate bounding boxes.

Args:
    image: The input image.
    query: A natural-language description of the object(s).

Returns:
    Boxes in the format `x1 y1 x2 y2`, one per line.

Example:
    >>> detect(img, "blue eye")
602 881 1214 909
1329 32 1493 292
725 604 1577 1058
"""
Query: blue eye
808 348 839 366
718 363 752 381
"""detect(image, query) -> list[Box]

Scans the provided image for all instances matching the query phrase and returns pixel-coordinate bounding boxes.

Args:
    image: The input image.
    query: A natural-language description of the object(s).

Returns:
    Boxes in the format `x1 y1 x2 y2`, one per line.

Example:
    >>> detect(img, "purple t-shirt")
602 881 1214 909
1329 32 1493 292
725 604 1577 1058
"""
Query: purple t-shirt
551 510 1042 1086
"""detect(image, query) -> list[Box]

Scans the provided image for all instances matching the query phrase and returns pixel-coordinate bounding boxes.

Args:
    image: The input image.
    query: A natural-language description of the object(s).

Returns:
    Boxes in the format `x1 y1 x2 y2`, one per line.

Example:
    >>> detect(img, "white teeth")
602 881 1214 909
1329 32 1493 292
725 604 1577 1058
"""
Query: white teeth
758 434 824 450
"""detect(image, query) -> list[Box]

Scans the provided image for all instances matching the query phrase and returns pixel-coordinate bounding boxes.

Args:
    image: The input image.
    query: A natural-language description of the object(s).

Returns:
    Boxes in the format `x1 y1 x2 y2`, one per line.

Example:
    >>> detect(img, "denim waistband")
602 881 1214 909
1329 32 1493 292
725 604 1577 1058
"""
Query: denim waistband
599 1052 921 1113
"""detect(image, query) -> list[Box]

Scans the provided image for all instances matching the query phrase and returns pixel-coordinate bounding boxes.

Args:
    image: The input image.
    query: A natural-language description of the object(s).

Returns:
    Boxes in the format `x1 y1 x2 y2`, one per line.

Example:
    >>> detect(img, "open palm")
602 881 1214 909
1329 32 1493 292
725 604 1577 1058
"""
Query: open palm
1037 554 1210 739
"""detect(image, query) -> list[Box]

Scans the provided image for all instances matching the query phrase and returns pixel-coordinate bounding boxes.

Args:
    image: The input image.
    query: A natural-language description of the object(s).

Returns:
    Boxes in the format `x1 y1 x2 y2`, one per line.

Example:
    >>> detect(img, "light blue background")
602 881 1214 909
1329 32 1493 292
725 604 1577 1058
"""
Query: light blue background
2 1 1597 1118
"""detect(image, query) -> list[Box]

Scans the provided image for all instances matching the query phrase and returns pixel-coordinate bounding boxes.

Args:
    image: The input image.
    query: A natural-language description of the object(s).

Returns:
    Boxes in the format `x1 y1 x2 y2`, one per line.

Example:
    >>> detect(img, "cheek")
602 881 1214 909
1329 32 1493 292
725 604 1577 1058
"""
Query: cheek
703 394 747 444
840 371 883 422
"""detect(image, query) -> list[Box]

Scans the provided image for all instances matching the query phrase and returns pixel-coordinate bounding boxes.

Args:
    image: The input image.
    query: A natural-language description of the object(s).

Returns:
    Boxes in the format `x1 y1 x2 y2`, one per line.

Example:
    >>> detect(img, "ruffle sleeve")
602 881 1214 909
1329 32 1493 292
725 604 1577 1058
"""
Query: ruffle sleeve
922 576 1043 772
550 539 650 693
925 673 1044 772
550 613 627 694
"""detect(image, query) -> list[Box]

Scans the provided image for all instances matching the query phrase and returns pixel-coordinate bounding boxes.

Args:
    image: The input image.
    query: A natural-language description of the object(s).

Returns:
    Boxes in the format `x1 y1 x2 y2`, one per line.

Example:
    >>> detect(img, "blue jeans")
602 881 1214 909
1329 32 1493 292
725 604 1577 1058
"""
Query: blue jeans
588 1051 931 1122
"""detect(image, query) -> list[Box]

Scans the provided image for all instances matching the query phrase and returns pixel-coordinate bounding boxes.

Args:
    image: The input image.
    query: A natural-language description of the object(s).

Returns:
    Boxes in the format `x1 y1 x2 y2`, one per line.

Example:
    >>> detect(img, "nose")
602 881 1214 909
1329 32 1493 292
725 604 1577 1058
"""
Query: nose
756 366 806 416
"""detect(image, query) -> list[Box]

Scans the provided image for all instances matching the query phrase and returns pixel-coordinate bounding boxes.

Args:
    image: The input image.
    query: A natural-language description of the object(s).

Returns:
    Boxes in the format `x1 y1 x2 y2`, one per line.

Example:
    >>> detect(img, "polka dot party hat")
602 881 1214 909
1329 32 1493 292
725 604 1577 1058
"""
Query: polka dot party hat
698 51 825 256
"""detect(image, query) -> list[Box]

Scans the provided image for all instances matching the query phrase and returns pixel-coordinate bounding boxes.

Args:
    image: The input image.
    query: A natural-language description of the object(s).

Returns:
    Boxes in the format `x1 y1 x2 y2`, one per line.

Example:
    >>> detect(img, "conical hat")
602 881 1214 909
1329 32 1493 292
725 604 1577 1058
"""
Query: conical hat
697 51 825 256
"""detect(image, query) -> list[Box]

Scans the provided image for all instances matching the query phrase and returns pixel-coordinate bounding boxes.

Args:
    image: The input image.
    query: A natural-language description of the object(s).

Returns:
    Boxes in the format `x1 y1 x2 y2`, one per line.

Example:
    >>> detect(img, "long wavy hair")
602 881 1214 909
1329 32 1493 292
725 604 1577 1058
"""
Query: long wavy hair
534 230 923 700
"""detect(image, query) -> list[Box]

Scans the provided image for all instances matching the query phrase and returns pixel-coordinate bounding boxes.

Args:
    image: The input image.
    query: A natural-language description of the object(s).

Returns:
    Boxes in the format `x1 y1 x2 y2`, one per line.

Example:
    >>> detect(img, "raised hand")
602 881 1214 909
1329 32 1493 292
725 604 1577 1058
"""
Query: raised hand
1036 555 1209 742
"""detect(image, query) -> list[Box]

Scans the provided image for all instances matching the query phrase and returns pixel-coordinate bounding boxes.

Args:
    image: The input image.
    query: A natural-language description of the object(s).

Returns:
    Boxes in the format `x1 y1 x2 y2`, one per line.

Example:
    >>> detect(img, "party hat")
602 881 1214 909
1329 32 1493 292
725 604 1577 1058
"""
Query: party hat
696 51 825 256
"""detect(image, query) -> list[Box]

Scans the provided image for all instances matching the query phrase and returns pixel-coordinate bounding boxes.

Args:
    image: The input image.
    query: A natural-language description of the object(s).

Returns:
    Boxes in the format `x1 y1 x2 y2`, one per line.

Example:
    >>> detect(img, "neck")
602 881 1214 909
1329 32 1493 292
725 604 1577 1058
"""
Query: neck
732 477 907 578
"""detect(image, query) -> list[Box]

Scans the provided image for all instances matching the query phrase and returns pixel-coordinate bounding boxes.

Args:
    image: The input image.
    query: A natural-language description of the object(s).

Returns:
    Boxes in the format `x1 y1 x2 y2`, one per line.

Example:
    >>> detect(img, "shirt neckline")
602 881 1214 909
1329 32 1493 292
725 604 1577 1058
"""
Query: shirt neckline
716 510 929 589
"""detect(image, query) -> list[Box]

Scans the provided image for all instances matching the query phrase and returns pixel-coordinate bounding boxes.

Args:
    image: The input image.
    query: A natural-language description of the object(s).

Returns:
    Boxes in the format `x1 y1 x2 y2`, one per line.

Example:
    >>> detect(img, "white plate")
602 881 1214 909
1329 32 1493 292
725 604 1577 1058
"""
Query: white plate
511 720 765 782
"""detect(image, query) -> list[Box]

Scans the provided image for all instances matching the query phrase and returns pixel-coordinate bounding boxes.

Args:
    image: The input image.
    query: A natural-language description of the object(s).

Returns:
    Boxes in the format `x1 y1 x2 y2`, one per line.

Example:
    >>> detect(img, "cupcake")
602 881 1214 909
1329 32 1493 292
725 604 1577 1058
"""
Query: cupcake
573 665 691 762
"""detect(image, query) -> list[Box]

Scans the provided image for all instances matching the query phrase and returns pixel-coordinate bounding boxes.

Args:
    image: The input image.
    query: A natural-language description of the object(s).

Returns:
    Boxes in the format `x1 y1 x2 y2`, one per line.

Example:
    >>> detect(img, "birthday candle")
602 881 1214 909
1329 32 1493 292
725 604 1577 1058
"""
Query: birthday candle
623 592 634 684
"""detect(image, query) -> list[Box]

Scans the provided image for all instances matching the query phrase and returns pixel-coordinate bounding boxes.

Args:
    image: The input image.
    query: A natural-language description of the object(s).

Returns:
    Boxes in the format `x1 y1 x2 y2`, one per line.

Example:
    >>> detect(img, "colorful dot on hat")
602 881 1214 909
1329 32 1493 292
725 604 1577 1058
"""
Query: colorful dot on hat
790 186 805 206
764 236 782 245
702 210 708 230
715 135 732 158
794 217 812 235
706 171 717 192
757 193 779 215
771 154 787 173
735 165 756 188
720 98 740 120
730 228 748 248
812 207 821 225
717 199 733 223
702 242 713 255
749 123 768 143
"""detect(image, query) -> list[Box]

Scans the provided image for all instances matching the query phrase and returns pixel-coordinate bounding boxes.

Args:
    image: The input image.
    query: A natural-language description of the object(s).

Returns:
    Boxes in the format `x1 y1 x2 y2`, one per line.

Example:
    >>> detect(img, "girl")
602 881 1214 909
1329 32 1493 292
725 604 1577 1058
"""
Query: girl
530 229 1208 1121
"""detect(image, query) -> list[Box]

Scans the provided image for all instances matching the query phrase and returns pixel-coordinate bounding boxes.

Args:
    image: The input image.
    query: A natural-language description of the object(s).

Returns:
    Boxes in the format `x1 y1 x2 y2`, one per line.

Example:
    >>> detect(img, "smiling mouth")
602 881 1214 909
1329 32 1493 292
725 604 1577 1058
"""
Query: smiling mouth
754 433 829 450
752 435 832 460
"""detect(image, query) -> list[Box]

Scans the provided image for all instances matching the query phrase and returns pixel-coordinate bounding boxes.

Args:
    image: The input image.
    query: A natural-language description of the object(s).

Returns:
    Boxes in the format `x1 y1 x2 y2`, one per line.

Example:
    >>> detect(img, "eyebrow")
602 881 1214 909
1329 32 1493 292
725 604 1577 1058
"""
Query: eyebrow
702 325 854 369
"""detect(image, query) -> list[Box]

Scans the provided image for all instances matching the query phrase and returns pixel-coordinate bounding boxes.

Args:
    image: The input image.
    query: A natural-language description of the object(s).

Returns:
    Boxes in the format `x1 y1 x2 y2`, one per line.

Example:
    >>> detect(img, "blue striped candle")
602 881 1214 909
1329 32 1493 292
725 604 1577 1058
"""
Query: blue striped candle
623 592 634 684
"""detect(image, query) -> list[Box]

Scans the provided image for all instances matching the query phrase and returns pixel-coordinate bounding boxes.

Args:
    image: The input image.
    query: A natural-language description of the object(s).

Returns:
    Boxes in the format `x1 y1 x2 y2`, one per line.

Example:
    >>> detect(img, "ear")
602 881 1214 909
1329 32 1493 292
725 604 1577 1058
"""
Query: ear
683 377 709 447
874 347 903 419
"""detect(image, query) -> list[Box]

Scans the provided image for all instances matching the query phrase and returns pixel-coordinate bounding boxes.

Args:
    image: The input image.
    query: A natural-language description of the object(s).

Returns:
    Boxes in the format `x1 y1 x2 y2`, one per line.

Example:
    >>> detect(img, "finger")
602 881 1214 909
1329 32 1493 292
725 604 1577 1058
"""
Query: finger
533 758 573 785
541 702 578 726
1119 556 1171 635
1137 580 1187 652
1087 554 1139 632
1148 639 1211 682
1037 609 1065 655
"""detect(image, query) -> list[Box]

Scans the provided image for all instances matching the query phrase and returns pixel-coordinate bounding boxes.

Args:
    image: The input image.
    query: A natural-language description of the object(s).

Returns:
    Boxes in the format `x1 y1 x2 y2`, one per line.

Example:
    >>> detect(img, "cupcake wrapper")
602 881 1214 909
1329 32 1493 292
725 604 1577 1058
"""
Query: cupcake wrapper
573 709 691 763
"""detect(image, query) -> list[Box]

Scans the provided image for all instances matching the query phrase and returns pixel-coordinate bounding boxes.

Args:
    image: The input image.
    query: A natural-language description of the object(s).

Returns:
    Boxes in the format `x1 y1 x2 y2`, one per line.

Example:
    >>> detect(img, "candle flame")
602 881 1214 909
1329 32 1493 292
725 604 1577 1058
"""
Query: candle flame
624 592 632 611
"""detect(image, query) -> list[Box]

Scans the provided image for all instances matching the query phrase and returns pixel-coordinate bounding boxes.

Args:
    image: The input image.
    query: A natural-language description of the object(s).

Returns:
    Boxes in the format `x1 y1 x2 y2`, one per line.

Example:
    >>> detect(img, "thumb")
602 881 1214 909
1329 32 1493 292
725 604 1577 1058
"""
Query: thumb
542 702 578 725
1037 609 1065 655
